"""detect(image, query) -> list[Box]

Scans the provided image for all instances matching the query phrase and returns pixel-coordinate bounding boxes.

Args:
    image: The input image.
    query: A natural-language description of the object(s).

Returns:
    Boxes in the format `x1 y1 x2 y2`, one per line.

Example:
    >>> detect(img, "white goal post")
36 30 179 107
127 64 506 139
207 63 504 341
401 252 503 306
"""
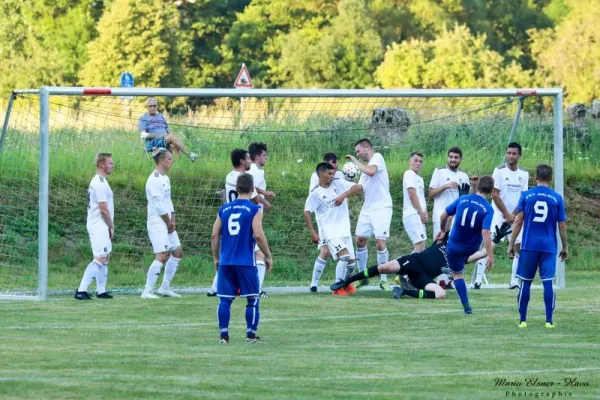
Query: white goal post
1 87 564 300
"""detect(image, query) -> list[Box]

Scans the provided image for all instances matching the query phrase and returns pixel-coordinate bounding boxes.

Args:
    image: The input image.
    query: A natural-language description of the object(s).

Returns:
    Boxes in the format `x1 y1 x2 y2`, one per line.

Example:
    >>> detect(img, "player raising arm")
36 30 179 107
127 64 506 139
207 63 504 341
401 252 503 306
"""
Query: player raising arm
211 173 273 344
304 162 362 296
508 164 567 329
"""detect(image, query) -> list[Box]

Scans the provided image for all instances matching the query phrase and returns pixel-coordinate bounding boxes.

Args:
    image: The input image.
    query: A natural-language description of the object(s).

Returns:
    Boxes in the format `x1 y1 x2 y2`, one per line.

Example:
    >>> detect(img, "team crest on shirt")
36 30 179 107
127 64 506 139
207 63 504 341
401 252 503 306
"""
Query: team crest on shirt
505 177 510 181
518 177 523 182
99 176 105 182
103 247 107 252
154 172 159 178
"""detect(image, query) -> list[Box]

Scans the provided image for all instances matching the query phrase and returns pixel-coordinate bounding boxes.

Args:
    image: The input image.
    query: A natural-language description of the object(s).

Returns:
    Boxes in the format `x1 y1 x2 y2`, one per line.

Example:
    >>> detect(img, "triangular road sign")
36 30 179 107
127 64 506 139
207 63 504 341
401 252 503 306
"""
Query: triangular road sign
234 63 253 88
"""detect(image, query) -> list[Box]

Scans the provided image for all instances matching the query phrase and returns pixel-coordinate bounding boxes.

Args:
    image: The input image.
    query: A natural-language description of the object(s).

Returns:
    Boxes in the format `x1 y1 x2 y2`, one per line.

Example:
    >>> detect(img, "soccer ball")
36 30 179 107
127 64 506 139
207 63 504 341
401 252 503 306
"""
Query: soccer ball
342 162 360 180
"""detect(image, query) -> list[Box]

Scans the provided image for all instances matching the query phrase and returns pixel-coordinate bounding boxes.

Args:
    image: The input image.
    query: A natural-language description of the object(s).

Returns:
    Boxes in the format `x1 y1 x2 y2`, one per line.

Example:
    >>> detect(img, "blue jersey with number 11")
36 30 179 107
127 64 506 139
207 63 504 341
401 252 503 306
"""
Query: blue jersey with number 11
219 199 260 267
446 194 494 255
517 186 566 254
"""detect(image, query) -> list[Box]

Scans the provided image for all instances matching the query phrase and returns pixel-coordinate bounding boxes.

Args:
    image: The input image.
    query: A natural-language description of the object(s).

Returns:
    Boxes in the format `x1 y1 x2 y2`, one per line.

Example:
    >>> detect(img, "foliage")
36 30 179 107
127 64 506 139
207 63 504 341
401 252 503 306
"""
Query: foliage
529 0 600 104
79 0 183 87
375 25 532 89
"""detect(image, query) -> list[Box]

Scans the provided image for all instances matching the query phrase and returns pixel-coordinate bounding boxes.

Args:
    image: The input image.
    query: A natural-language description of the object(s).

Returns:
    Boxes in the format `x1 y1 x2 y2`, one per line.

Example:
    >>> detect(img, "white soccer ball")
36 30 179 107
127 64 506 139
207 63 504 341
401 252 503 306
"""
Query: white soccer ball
342 162 360 180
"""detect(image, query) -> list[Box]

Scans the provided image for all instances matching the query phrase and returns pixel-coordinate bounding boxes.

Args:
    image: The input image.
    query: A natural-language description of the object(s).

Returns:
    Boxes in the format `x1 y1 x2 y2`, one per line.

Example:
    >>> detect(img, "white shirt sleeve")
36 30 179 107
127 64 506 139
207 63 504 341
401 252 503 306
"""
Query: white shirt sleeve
522 170 529 192
93 183 108 203
492 167 502 190
369 153 384 173
148 178 164 199
304 193 319 213
309 173 319 193
429 168 440 189
404 170 418 189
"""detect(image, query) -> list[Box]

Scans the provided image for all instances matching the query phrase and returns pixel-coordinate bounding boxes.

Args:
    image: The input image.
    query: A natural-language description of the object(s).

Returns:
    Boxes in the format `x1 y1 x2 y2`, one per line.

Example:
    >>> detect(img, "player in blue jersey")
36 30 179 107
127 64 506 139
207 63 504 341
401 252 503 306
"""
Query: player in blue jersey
210 173 273 344
435 176 495 314
508 164 568 329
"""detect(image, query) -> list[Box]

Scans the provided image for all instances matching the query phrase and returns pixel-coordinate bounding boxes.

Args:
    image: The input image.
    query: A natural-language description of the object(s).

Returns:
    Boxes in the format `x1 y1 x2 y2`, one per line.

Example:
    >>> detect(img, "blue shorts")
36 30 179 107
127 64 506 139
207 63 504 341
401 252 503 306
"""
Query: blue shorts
217 264 259 298
445 245 473 275
145 137 166 152
517 250 556 281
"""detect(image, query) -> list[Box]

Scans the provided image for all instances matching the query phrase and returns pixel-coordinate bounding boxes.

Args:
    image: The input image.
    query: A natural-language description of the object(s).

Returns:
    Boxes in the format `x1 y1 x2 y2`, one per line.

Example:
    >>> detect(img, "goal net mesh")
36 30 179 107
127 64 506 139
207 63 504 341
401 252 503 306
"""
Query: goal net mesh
0 92 567 295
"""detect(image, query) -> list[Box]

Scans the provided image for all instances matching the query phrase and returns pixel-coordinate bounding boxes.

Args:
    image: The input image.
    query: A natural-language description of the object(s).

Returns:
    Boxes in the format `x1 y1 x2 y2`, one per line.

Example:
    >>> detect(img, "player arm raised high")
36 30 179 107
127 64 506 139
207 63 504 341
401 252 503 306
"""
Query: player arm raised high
252 210 273 271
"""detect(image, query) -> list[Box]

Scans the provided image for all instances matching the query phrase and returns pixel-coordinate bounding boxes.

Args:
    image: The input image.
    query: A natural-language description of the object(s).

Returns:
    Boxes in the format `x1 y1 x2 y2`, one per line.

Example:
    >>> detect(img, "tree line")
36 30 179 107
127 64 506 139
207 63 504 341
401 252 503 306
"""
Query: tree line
0 0 597 104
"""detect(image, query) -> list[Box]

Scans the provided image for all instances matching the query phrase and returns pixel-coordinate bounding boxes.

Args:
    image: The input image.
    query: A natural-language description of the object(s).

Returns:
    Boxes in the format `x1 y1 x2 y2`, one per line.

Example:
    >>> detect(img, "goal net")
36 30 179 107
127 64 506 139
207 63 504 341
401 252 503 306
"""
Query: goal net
0 88 565 300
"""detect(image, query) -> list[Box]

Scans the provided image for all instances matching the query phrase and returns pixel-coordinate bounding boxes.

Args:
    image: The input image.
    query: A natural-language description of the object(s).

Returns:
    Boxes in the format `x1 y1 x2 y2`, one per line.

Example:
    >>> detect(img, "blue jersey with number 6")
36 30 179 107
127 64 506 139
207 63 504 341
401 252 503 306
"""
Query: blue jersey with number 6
516 186 566 254
445 194 494 255
218 199 260 267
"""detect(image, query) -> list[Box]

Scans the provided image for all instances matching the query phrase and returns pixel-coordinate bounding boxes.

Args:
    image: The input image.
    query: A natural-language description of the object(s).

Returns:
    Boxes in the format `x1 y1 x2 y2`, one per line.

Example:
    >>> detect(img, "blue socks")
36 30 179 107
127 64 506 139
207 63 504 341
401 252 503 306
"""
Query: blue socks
518 280 532 322
218 297 233 338
453 278 471 313
246 297 260 337
542 280 555 324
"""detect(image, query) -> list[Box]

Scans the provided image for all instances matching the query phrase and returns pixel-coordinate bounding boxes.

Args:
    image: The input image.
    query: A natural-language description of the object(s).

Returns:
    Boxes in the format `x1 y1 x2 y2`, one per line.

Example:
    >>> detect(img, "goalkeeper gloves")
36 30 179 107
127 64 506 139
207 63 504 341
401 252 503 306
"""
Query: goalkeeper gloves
140 132 149 140
492 222 513 244
458 182 471 197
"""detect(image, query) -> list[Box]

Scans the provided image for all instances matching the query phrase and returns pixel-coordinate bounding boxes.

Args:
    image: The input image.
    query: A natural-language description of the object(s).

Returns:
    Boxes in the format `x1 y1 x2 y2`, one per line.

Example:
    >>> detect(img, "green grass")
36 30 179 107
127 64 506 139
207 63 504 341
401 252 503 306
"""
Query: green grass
1 101 599 293
1 271 599 399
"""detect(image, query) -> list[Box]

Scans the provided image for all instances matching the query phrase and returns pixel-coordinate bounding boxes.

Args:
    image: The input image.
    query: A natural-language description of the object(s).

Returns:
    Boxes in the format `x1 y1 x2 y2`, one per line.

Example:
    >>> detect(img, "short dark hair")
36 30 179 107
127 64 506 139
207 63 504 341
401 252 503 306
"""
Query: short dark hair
152 147 171 164
447 147 462 158
354 138 373 148
409 151 424 160
249 142 267 160
536 164 553 182
323 152 338 163
477 175 494 194
507 142 522 155
236 173 254 195
231 148 248 168
316 162 334 176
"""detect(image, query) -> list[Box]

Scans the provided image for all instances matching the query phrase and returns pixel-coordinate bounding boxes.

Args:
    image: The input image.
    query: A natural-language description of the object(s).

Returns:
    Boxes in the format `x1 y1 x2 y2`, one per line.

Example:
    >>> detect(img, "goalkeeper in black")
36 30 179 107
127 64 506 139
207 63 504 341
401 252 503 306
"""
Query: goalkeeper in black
330 223 511 300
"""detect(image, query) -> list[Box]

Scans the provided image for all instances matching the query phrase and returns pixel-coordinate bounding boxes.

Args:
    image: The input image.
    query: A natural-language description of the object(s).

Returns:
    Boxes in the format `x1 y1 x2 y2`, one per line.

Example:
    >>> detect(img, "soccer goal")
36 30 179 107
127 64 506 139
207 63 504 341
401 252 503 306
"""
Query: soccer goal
0 87 566 300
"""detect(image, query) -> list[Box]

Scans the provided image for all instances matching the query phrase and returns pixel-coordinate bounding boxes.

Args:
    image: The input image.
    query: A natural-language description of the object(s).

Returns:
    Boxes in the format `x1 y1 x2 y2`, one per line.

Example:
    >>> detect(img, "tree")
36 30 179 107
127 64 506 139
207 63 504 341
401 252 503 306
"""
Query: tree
375 24 531 89
79 0 183 87
0 0 98 96
530 0 600 104
276 0 383 88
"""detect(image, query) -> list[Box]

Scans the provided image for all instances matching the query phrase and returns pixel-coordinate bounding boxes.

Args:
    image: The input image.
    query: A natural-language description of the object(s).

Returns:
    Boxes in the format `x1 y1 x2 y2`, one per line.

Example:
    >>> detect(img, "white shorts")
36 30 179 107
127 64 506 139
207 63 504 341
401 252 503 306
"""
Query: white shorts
147 219 181 254
491 211 522 244
403 214 427 244
433 217 456 238
355 208 392 240
326 236 355 261
88 225 112 257
316 226 327 249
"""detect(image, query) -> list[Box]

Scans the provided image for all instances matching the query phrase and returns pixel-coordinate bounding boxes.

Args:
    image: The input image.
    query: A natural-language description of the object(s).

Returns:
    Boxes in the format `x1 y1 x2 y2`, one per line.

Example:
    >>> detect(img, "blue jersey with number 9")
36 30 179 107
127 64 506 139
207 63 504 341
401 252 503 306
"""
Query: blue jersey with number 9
218 199 260 267
446 194 494 255
517 186 566 254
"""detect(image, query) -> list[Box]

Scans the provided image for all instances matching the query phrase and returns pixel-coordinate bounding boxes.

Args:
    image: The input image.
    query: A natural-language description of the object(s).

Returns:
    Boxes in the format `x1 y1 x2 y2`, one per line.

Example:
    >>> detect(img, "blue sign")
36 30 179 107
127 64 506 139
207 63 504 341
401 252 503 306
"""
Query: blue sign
120 71 134 88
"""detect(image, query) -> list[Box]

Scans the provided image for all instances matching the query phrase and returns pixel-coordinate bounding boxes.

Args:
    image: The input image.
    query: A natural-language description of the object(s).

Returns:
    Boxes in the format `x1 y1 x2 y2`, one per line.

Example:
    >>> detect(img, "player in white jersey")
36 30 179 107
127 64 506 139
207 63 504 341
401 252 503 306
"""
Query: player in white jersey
403 151 428 253
304 162 362 296
248 142 276 298
474 142 529 289
306 153 345 292
207 148 260 296
429 147 471 237
346 138 394 291
428 147 470 288
75 153 115 300
141 148 183 299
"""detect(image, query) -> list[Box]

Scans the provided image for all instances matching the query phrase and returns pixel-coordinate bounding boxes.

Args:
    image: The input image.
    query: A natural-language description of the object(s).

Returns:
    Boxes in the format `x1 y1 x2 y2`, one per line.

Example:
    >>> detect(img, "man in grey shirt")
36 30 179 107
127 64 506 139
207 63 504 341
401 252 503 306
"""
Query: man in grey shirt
138 98 198 161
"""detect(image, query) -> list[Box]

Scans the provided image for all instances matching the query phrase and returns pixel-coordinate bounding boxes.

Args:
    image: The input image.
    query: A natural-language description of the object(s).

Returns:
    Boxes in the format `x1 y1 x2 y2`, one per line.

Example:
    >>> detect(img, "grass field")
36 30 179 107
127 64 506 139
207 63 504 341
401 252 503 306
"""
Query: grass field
1 271 599 399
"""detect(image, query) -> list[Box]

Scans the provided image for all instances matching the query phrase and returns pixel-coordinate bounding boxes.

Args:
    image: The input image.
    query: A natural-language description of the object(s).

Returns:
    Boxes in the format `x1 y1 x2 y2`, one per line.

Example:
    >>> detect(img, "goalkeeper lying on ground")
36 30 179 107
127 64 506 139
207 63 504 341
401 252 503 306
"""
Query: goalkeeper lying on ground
330 223 512 299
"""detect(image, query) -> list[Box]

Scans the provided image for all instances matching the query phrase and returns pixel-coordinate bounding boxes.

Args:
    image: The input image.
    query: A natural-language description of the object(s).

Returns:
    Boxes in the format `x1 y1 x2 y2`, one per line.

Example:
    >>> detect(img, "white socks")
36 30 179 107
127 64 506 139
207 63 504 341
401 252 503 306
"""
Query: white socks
257 260 266 290
510 254 520 286
377 248 389 281
356 247 368 272
346 262 356 280
162 256 180 289
96 263 109 294
311 257 327 287
335 258 349 283
475 259 487 284
78 260 102 292
144 260 163 293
